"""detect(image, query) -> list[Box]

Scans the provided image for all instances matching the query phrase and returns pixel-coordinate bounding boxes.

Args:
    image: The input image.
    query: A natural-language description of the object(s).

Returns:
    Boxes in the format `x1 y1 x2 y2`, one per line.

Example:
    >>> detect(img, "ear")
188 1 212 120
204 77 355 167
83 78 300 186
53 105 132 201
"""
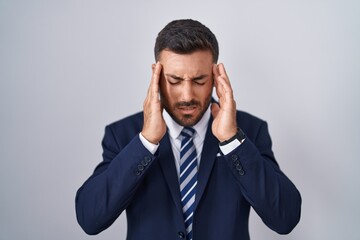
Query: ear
151 63 156 73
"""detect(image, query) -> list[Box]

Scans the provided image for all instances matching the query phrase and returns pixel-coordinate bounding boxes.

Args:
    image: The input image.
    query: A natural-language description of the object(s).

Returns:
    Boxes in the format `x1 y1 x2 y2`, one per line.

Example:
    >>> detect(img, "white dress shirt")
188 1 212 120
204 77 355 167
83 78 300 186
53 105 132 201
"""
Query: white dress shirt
162 107 210 178
139 106 242 179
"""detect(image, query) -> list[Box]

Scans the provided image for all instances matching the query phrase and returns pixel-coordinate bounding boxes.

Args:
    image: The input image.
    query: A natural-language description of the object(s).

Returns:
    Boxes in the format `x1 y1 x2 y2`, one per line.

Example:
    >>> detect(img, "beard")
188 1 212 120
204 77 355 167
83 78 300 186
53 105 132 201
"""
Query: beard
161 94 212 127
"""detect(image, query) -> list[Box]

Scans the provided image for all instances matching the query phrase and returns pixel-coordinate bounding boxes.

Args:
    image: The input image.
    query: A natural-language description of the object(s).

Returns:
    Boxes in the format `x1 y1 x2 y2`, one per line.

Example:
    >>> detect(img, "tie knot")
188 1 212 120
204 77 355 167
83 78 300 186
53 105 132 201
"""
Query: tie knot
181 127 195 139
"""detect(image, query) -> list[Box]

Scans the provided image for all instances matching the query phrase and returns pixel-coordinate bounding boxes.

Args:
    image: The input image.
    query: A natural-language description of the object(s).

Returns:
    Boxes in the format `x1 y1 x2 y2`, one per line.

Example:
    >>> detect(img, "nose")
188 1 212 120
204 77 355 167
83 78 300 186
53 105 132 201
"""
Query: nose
181 80 194 102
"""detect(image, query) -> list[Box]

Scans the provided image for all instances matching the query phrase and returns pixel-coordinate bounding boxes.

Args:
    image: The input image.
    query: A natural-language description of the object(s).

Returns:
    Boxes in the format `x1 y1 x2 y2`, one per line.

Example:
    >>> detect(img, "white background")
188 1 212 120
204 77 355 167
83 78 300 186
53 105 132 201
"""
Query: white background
1 0 359 239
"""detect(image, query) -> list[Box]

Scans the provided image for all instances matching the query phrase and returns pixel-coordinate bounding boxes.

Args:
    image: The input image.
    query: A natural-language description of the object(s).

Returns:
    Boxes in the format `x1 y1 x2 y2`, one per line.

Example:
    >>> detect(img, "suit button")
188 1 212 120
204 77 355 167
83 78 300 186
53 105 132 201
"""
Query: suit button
141 159 148 166
178 231 185 239
231 154 238 161
144 156 152 163
138 165 144 171
234 160 240 166
135 169 141 176
236 164 243 170
238 169 245 175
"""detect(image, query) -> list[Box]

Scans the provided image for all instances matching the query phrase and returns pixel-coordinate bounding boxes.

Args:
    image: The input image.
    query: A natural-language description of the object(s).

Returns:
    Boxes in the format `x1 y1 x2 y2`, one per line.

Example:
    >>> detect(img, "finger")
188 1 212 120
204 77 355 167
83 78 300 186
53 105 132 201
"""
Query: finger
212 64 220 79
151 62 161 90
216 64 234 96
213 64 223 99
148 62 162 97
147 63 156 95
218 63 231 85
217 76 234 102
212 65 218 93
214 72 232 101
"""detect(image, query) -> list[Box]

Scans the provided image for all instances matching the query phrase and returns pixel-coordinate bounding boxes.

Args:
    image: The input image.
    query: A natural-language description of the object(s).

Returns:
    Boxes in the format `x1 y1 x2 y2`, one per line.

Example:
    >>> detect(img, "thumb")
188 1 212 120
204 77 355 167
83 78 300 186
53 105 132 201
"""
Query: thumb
211 102 220 119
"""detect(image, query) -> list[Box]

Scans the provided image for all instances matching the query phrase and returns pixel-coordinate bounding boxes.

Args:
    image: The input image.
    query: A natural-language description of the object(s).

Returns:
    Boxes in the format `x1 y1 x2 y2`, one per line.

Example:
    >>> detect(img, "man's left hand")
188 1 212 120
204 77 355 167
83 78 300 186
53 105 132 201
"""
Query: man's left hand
211 63 238 142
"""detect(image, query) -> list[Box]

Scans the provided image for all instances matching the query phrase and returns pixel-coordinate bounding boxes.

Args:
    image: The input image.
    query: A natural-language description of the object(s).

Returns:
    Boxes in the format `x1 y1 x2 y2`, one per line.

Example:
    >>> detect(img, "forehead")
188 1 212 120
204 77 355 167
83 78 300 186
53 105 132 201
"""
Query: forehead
159 50 213 75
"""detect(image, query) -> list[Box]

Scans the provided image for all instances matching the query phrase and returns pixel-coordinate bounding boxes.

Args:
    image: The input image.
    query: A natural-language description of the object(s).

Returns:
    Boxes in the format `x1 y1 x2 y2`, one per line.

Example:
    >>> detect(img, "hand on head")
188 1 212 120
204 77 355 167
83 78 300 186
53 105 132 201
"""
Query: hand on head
141 62 167 144
141 61 238 144
211 63 238 142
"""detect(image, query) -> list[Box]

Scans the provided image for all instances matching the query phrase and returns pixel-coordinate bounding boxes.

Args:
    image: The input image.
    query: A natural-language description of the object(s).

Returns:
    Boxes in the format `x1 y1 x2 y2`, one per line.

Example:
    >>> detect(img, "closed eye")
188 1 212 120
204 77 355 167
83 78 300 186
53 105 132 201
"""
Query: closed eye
193 79 206 85
165 74 209 85
167 76 183 85
193 75 208 85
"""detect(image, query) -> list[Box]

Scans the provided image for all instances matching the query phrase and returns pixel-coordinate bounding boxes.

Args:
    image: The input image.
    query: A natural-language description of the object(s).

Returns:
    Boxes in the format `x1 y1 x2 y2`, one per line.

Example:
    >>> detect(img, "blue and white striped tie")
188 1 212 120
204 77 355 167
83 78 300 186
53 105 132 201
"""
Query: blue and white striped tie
180 127 198 240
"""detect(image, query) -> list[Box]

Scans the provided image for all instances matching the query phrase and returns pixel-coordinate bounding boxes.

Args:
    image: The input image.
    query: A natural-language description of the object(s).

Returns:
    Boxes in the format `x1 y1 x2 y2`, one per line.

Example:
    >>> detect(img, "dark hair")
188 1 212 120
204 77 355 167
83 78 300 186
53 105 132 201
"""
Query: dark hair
154 19 219 63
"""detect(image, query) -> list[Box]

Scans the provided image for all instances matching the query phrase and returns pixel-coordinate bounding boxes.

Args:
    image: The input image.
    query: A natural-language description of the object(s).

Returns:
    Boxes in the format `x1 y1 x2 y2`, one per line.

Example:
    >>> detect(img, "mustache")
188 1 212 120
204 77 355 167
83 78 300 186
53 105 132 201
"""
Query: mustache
175 100 200 107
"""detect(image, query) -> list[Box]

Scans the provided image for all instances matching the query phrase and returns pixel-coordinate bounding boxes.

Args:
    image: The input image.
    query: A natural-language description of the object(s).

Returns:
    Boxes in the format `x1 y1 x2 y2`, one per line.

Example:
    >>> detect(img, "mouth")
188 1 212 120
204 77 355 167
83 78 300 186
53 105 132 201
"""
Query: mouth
177 105 198 115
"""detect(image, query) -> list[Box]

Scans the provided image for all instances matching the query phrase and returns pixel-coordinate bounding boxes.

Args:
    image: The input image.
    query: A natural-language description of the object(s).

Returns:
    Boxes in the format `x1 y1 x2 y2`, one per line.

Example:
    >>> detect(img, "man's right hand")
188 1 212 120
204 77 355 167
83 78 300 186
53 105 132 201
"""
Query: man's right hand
141 62 167 144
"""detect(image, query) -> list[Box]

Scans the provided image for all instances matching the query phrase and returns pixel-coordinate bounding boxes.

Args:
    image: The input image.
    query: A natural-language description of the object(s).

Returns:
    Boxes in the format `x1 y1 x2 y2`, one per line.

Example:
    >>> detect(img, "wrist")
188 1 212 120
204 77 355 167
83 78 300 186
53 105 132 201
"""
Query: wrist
139 133 159 154
141 130 160 145
219 128 246 146
217 127 238 143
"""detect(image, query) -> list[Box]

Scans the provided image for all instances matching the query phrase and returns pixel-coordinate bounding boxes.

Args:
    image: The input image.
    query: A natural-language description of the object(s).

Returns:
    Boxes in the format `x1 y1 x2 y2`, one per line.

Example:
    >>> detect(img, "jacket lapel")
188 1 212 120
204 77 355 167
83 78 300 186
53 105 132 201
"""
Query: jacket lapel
158 133 183 218
194 118 219 211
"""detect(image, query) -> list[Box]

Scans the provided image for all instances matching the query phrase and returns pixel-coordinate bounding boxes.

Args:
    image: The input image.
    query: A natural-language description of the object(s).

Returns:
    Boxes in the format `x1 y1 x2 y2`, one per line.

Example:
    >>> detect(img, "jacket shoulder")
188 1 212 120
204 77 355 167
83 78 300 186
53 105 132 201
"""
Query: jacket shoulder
236 110 268 138
105 111 144 143
236 110 266 125
107 111 144 128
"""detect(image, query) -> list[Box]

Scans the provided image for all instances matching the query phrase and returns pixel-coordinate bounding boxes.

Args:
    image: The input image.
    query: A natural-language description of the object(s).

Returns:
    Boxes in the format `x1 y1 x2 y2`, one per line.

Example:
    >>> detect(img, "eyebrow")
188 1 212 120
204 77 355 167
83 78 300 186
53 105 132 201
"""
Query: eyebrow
165 74 209 81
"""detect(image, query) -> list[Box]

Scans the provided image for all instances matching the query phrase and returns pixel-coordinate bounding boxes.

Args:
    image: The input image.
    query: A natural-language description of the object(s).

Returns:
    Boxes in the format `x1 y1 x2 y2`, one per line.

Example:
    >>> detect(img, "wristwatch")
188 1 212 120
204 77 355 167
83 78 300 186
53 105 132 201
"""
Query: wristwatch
219 128 246 146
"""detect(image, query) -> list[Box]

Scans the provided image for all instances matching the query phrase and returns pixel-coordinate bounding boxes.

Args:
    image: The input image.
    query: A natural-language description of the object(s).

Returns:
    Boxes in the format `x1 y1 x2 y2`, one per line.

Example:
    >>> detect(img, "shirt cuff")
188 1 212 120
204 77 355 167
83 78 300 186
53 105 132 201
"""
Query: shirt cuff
219 138 244 155
139 133 159 155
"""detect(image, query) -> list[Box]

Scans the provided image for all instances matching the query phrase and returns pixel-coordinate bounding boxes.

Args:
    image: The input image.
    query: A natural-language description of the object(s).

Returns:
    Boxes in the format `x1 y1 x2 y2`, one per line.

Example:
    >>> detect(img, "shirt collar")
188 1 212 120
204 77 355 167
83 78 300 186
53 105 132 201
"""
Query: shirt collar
163 106 211 141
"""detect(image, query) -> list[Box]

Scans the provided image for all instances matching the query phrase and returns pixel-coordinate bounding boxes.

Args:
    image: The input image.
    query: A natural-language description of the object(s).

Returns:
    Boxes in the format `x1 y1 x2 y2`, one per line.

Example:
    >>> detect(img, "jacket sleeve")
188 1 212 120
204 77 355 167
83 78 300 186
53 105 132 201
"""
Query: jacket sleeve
223 121 302 234
75 125 156 235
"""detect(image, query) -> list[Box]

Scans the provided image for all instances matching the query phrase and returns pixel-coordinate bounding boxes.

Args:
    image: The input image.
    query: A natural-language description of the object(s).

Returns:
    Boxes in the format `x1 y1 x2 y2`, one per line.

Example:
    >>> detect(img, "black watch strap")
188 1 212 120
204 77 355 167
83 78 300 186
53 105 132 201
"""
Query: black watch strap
219 128 246 146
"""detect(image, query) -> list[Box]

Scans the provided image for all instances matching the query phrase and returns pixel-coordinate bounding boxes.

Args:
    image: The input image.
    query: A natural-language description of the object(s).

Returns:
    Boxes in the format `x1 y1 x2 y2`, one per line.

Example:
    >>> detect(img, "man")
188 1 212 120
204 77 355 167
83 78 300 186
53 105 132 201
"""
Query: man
75 19 301 240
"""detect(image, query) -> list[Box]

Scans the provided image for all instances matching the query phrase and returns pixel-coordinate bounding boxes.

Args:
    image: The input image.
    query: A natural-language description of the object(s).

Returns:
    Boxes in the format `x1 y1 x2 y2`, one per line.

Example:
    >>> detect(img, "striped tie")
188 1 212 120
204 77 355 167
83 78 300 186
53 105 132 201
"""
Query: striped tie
180 127 198 240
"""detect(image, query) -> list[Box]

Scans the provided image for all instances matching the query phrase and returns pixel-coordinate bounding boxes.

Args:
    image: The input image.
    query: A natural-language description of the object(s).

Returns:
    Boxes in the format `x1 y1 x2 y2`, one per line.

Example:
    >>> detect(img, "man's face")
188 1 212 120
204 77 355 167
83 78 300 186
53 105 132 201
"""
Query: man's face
158 50 214 127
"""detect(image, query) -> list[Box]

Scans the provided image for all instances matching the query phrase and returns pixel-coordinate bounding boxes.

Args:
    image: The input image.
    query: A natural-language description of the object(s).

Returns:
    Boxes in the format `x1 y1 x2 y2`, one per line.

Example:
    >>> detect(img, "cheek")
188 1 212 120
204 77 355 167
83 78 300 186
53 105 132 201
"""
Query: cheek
160 83 178 103
163 84 180 96
197 84 213 99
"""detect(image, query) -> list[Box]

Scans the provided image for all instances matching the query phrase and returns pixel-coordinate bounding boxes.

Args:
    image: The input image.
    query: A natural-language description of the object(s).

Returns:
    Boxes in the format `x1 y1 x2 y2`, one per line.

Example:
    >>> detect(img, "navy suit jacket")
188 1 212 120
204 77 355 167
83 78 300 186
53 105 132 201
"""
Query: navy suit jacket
75 110 301 240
